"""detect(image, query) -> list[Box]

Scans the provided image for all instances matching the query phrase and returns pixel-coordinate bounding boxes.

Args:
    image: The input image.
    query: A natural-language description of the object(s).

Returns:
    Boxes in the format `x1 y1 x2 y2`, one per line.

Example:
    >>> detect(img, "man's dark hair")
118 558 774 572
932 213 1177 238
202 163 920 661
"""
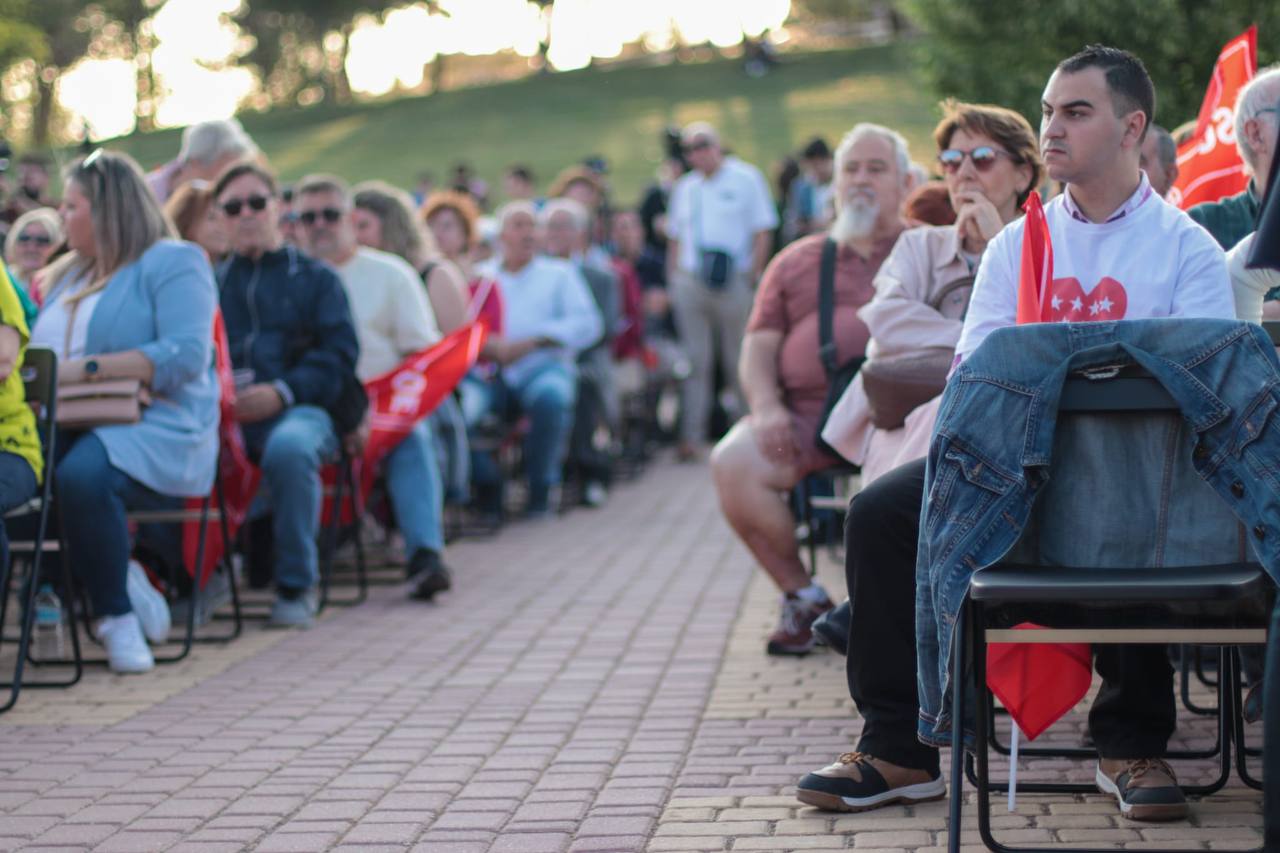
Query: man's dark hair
801 137 831 160
506 164 534 183
212 159 278 200
1057 45 1155 141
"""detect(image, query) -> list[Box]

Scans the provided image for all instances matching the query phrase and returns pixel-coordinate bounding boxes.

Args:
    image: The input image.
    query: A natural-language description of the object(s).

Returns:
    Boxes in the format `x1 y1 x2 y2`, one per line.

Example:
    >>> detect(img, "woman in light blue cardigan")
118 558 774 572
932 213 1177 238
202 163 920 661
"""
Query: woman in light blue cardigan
35 150 218 673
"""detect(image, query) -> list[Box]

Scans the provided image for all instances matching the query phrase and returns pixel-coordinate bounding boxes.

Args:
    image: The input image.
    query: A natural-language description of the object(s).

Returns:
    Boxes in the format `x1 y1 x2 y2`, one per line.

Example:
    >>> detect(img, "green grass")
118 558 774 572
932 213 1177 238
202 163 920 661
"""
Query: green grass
105 43 940 204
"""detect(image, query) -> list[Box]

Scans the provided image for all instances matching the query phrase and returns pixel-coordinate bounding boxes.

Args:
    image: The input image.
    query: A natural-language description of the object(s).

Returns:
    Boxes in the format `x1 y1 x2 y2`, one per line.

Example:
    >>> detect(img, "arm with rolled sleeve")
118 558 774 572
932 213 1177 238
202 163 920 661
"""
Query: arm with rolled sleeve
137 243 216 396
544 263 604 353
281 268 361 409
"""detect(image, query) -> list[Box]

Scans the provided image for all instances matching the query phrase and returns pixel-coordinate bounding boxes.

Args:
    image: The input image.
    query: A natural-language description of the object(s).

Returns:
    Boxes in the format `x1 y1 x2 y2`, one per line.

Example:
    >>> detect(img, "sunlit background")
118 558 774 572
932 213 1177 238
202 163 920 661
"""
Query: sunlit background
55 0 792 141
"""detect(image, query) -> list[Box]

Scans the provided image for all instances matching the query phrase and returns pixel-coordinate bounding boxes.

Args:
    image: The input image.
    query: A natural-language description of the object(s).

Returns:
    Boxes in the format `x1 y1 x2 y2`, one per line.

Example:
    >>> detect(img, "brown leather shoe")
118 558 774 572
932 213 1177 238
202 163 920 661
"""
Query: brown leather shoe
1096 758 1188 821
796 752 944 812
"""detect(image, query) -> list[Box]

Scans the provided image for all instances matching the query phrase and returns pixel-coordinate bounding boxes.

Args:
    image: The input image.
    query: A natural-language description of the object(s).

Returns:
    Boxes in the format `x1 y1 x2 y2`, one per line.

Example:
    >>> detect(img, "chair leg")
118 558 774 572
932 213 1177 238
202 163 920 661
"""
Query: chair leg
1180 645 1218 715
153 499 208 664
1230 647 1264 790
194 483 244 643
948 599 968 853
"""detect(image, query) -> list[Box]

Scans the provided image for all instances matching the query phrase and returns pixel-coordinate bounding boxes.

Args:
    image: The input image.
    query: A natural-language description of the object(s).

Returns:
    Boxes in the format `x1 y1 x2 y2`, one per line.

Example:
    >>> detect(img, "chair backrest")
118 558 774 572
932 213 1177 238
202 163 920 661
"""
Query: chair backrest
1262 320 1280 347
19 347 57 432
1005 363 1245 571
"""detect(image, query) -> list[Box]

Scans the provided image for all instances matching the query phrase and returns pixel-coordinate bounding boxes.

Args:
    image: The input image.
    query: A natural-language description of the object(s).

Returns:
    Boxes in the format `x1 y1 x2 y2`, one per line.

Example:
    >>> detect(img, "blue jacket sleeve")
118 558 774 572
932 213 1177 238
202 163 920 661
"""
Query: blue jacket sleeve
281 266 360 409
136 243 216 397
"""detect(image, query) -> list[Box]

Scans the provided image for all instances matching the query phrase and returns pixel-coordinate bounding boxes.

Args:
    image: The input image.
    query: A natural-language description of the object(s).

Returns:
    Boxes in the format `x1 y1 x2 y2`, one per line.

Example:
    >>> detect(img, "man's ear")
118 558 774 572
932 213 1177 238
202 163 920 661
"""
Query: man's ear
1124 111 1148 150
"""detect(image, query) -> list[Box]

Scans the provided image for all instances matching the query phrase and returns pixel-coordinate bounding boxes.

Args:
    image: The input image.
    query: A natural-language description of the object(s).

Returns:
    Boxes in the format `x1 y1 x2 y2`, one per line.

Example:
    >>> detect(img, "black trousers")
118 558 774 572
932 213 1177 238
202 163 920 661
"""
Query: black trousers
845 457 1176 773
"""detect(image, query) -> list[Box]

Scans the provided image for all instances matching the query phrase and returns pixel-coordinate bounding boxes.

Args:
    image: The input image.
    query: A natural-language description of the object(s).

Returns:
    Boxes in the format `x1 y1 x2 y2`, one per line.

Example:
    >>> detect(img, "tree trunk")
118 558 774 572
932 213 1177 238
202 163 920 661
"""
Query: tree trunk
333 26 353 103
134 31 156 133
32 70 56 147
430 52 446 93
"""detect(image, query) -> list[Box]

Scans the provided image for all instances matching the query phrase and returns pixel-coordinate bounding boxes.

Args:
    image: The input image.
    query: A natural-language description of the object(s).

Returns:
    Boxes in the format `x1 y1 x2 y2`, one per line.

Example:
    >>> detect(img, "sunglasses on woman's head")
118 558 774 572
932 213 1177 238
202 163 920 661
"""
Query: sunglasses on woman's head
221 195 269 217
299 208 344 226
937 146 1010 173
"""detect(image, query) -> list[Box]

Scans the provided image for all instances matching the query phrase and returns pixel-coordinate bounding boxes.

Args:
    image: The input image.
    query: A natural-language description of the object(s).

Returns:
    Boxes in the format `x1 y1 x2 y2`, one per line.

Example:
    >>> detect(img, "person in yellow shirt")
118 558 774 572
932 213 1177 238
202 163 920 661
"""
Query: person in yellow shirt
0 259 42 579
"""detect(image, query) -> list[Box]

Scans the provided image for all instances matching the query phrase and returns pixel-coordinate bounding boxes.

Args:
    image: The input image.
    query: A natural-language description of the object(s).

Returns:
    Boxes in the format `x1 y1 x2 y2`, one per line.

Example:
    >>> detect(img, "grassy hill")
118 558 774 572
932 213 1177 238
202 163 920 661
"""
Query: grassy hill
106 43 941 204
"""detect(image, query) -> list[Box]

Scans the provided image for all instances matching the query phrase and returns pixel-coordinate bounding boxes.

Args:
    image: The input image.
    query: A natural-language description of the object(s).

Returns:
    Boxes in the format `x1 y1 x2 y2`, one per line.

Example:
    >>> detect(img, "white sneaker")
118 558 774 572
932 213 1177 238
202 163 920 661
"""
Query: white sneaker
126 559 171 644
95 613 155 674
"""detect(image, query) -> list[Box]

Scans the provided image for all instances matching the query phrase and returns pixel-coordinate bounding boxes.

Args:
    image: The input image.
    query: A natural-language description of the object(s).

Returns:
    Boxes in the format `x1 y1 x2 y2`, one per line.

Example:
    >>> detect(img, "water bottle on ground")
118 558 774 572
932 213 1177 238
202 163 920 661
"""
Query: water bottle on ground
33 584 65 661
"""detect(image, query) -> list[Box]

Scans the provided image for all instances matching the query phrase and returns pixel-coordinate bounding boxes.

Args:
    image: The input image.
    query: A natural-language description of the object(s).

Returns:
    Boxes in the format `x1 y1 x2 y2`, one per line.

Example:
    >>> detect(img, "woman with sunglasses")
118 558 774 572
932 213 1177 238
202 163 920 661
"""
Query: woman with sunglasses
820 99 1042 485
4 207 63 314
33 149 219 674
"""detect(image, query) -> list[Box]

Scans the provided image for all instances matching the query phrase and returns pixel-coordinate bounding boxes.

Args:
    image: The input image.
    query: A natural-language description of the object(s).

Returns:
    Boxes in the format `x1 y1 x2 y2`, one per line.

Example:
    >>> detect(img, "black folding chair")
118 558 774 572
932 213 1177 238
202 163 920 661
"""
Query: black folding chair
793 461 859 577
0 348 83 710
946 365 1270 853
317 451 368 612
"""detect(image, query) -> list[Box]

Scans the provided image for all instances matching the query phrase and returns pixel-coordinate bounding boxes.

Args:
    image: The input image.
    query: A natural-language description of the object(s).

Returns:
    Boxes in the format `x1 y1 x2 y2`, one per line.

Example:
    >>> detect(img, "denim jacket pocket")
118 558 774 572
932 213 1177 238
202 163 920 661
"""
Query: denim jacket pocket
1234 388 1280 484
926 441 1018 537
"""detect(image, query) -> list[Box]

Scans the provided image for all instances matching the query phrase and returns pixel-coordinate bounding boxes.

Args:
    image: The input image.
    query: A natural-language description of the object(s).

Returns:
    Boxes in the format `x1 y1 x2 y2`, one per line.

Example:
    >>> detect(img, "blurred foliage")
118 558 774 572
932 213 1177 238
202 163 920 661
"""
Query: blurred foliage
903 0 1279 131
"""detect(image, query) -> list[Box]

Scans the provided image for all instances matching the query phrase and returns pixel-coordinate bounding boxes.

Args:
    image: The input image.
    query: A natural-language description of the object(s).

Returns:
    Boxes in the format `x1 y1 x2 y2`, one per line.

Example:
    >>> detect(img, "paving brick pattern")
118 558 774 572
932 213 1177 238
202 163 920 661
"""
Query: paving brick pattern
0 460 1268 851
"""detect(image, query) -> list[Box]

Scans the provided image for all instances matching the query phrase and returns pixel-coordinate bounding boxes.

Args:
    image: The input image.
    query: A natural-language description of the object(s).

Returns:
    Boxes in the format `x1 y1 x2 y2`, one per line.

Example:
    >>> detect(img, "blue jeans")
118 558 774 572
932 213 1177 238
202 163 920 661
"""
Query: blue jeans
255 405 338 593
0 450 37 591
384 419 444 556
55 434 178 618
469 363 576 513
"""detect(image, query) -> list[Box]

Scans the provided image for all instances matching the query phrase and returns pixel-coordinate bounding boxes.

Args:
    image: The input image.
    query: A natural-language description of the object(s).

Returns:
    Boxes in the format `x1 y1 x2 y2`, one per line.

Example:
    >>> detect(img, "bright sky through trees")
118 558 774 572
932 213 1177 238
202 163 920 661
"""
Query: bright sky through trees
56 0 792 140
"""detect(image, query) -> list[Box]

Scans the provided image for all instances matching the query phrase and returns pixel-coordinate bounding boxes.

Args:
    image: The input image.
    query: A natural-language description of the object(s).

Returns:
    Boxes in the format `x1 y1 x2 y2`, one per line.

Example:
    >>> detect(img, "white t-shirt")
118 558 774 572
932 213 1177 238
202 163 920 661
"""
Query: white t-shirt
336 246 440 381
31 278 103 361
666 156 779 275
957 181 1235 359
1226 233 1280 324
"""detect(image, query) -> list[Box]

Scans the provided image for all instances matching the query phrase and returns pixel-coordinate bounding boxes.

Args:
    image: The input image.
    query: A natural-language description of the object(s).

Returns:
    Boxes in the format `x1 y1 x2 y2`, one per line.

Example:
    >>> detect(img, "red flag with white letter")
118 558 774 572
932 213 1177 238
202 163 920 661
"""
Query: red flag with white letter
1015 191 1054 324
1169 27 1258 210
322 322 488 524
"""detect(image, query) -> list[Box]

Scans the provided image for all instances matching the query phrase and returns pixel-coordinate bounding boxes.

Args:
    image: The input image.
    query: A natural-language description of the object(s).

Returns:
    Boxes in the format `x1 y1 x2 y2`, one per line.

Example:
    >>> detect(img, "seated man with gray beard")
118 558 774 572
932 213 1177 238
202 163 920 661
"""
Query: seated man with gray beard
709 123 912 656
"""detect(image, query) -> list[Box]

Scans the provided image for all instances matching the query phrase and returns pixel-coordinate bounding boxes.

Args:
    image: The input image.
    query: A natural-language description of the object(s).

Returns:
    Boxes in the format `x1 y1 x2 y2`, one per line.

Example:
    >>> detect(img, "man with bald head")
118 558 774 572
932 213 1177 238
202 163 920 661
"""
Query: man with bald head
665 122 778 460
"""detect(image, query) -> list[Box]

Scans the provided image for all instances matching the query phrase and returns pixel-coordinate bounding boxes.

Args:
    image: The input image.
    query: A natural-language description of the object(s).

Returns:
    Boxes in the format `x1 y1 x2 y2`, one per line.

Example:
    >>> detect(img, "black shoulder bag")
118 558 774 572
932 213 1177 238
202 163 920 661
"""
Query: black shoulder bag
815 237 865 454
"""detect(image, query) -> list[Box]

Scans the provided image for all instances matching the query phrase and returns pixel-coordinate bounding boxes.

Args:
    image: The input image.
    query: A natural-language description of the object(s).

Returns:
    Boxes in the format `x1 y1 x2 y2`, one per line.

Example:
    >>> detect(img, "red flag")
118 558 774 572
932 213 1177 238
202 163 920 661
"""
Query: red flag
1016 192 1054 325
1169 27 1258 210
987 199 1092 739
323 322 488 525
986 624 1092 740
182 311 261 587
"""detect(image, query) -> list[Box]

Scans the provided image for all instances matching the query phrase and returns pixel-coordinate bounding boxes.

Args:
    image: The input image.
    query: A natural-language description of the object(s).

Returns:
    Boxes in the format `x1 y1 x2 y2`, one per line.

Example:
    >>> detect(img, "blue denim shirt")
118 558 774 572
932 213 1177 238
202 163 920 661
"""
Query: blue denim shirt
916 319 1280 746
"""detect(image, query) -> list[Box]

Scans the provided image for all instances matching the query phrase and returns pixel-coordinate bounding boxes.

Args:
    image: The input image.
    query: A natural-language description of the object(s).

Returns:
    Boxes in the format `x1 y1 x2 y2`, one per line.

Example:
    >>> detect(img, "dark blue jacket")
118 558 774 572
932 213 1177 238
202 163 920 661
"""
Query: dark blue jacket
217 245 360 440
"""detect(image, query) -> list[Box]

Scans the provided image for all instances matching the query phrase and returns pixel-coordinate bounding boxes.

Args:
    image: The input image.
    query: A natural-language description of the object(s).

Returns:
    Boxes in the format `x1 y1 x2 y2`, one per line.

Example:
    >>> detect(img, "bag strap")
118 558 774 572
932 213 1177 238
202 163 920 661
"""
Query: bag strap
818 237 839 379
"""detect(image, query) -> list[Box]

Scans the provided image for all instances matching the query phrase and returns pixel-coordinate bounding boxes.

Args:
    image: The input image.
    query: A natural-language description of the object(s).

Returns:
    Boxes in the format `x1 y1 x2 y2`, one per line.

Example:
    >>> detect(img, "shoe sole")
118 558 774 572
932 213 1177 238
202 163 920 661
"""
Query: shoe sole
1094 766 1188 821
796 778 946 812
767 641 817 657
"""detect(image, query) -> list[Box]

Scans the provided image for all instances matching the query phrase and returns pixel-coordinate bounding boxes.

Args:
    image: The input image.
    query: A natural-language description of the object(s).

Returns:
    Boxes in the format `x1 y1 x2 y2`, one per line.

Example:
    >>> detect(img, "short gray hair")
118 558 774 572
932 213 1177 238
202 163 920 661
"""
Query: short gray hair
497 200 537 228
1148 124 1178 171
1234 64 1280 171
539 197 590 233
178 118 257 167
834 123 912 180
296 173 352 208
681 121 720 147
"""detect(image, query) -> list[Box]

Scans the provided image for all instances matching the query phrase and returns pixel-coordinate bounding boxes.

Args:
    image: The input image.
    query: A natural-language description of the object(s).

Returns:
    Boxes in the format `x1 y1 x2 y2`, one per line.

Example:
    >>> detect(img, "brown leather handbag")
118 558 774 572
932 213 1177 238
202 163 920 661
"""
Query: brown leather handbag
56 379 152 429
859 275 975 430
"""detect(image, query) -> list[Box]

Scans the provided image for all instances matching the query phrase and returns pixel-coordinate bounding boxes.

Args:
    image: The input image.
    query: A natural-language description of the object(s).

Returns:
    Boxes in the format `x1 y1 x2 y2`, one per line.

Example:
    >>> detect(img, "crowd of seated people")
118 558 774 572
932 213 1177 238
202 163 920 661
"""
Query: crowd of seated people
0 53 1278 840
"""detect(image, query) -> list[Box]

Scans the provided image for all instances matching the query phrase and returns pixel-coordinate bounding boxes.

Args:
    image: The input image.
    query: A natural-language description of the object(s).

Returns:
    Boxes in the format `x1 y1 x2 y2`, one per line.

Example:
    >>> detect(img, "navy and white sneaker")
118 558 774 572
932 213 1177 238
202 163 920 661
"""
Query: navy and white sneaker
796 752 945 812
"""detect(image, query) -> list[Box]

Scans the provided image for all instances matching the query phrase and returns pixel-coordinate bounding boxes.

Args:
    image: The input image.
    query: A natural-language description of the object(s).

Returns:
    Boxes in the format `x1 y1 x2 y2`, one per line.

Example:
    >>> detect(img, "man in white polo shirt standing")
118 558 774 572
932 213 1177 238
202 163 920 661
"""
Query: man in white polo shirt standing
666 122 778 460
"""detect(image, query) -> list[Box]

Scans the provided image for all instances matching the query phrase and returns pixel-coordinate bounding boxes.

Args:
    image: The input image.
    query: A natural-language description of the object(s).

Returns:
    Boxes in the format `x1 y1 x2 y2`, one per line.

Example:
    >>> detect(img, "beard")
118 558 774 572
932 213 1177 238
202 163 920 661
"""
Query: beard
831 193 879 242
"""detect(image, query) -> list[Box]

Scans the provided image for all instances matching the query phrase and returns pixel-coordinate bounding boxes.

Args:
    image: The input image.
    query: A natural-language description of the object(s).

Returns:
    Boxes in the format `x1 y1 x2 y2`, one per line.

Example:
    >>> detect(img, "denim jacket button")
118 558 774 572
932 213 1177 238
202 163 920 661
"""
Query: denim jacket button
1194 444 1208 460
1254 525 1266 541
1231 481 1245 498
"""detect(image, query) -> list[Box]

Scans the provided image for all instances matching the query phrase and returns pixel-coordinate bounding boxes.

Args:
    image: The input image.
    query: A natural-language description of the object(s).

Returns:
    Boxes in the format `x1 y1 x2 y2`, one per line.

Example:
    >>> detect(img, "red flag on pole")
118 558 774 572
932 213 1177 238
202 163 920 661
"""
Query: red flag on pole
323 322 488 525
1169 27 1258 210
1015 191 1054 325
986 198 1093 740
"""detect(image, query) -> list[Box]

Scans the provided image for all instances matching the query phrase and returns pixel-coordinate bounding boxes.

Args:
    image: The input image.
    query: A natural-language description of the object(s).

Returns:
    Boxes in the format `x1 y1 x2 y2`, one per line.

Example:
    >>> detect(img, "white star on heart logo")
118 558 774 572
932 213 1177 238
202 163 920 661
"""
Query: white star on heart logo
1049 277 1128 322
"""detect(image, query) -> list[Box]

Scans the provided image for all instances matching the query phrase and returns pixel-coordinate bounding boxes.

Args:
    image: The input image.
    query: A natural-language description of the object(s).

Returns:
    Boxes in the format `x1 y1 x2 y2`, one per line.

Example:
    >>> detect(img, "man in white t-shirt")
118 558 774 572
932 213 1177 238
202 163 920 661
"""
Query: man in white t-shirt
798 46 1234 823
665 122 779 459
295 175 454 601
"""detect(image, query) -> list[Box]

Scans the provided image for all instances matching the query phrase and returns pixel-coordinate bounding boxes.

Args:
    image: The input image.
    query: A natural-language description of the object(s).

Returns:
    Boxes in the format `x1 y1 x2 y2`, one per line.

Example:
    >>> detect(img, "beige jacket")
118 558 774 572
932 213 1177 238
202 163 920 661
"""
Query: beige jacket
821 225 975 481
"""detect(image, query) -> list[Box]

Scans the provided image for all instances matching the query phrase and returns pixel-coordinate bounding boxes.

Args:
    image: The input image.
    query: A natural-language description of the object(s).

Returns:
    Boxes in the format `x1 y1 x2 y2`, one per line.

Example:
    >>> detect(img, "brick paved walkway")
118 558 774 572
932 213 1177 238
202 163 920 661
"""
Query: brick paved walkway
0 460 1267 852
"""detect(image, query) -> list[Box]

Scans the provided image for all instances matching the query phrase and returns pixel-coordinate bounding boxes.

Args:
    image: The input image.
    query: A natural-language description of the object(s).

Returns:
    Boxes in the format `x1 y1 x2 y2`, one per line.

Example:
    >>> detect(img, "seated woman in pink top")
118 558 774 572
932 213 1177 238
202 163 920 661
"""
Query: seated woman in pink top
820 100 1043 485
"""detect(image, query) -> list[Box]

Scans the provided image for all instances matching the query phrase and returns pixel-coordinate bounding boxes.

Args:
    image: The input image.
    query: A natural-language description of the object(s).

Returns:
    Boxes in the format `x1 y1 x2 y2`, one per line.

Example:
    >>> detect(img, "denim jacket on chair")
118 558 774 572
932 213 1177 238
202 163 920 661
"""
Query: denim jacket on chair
915 319 1280 746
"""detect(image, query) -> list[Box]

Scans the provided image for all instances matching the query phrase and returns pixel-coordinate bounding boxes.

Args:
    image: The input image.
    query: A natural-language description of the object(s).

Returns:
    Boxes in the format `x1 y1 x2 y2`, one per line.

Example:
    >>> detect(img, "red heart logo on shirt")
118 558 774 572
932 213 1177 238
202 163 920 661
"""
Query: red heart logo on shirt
1047 276 1128 322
